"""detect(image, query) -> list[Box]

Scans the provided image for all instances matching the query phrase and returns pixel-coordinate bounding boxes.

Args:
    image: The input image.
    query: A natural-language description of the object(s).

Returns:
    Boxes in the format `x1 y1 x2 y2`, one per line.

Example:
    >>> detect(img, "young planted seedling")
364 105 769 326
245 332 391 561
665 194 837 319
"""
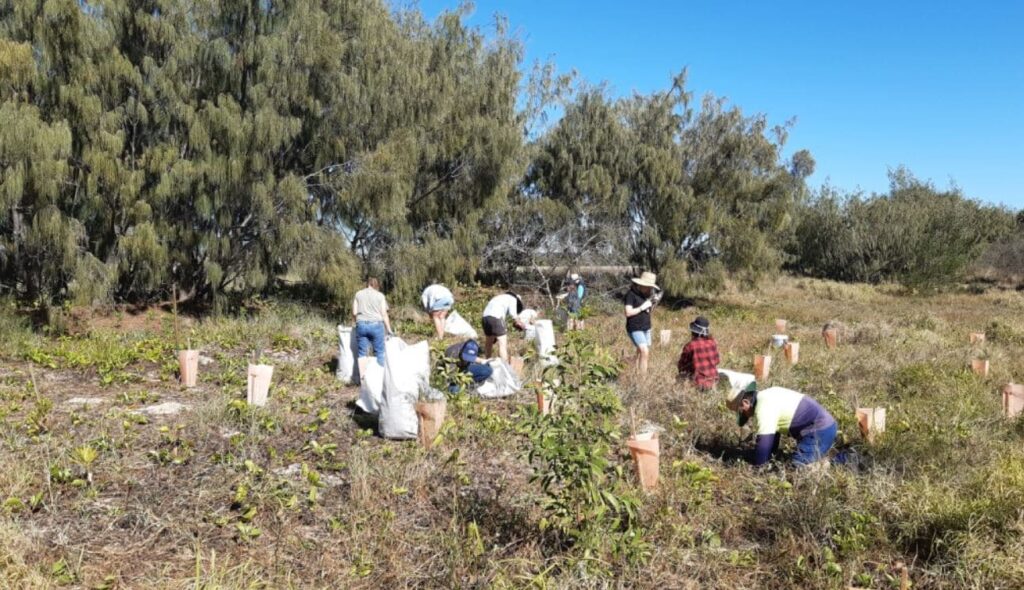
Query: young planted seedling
71 444 99 486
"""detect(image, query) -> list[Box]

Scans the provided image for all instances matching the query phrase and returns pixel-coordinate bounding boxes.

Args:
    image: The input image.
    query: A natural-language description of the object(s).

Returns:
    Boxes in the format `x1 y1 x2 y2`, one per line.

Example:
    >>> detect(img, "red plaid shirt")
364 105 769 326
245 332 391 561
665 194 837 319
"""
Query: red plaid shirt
677 336 720 389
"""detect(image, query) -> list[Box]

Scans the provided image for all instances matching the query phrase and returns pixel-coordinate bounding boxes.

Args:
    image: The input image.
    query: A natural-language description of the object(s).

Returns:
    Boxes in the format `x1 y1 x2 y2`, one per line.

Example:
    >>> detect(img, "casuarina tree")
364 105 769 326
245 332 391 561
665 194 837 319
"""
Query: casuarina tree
0 0 524 307
524 72 813 296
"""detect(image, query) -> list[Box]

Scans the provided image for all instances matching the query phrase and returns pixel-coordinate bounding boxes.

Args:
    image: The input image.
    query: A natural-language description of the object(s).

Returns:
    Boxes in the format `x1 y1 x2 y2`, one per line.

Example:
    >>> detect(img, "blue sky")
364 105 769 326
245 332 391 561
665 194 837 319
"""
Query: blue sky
415 1 1024 208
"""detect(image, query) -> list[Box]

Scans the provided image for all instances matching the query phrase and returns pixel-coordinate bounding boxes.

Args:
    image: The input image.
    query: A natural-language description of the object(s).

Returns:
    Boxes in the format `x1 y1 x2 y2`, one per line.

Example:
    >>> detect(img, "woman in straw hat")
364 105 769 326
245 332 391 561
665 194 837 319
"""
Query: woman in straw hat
624 271 660 374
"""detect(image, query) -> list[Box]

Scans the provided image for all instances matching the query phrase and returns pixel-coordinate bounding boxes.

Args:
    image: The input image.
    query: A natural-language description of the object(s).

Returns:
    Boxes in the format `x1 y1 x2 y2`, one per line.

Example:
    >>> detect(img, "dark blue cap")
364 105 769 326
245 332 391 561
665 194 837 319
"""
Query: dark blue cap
460 340 480 364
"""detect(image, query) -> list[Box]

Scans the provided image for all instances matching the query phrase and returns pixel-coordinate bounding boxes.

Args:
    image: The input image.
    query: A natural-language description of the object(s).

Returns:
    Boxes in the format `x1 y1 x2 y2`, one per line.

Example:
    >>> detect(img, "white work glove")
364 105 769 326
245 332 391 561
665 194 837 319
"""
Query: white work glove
638 299 653 312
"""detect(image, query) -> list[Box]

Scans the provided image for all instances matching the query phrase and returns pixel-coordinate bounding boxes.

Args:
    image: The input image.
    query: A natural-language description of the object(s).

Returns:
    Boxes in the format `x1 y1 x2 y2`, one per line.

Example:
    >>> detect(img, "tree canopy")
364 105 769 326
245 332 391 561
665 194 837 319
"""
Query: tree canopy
2 1 1011 309
1 0 522 307
788 169 1014 289
522 75 814 295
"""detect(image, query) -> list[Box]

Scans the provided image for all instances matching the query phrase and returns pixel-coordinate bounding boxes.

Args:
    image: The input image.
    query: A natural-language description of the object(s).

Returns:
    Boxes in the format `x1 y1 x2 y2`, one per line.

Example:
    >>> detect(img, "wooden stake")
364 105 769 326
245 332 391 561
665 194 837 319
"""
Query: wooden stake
172 283 180 351
897 561 909 590
29 367 41 403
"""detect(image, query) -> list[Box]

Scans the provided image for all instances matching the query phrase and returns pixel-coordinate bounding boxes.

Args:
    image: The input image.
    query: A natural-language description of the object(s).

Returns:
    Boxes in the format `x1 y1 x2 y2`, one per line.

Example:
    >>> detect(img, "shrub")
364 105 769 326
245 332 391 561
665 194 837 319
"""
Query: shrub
518 332 646 574
789 170 1015 289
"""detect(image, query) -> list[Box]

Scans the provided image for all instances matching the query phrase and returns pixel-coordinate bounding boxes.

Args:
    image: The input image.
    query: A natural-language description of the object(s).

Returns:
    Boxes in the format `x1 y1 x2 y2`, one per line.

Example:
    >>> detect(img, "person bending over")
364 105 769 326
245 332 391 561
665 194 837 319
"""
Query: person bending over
421 283 454 339
444 339 493 393
481 292 525 363
725 382 837 467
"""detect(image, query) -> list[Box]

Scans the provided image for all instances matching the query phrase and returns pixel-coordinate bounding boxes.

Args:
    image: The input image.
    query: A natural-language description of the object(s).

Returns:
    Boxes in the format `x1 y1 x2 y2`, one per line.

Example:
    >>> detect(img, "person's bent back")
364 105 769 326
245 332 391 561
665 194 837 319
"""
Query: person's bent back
727 384 837 467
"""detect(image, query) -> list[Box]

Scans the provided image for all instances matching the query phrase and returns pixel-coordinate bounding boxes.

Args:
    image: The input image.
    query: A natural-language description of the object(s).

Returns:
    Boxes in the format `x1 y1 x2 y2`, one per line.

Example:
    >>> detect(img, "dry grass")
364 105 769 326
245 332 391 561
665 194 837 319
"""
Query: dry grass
1 277 1024 588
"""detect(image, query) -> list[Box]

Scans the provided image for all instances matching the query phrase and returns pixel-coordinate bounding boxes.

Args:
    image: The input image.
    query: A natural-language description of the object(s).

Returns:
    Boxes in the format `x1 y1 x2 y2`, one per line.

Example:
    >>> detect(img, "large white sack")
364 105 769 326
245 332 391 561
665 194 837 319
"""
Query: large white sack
336 326 360 384
444 310 478 339
534 319 558 366
718 369 757 395
355 360 384 414
380 338 431 440
475 359 521 398
521 309 539 341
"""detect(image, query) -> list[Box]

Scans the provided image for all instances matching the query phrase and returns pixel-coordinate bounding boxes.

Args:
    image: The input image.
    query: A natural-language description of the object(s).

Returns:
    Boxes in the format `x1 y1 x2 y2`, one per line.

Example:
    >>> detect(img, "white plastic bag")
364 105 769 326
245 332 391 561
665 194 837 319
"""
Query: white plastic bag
475 358 521 398
336 325 360 384
355 360 384 414
520 309 539 341
379 338 431 440
534 319 558 366
444 310 478 339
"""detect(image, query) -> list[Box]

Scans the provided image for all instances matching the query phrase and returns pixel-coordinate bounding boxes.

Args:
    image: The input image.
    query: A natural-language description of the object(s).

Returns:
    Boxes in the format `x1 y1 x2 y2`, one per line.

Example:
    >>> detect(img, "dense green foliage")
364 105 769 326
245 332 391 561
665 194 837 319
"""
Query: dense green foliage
518 333 646 570
789 169 1014 289
2 2 1017 309
518 79 814 295
1 0 521 307
975 211 1024 281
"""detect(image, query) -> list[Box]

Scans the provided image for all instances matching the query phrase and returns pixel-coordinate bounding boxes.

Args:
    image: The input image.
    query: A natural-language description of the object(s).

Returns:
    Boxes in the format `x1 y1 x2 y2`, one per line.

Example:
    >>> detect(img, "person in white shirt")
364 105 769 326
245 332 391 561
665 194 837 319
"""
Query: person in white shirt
481 292 525 363
421 284 454 339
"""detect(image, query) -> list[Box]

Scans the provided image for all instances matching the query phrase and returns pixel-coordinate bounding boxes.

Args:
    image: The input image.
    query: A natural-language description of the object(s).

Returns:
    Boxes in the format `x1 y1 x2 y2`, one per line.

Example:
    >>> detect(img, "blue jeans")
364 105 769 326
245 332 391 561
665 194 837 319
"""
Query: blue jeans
355 321 386 367
466 362 493 383
793 422 838 465
449 362 494 393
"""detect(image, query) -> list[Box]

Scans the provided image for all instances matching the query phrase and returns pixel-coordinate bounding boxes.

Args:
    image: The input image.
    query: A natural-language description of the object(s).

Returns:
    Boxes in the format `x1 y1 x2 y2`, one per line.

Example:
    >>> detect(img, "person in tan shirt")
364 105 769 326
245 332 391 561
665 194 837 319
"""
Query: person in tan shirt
352 278 393 367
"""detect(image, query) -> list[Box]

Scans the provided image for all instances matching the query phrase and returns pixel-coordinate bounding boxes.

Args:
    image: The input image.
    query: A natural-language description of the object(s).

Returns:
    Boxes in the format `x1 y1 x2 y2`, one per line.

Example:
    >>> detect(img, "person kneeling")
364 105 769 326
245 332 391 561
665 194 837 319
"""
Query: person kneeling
725 381 837 467
677 316 719 390
444 339 493 393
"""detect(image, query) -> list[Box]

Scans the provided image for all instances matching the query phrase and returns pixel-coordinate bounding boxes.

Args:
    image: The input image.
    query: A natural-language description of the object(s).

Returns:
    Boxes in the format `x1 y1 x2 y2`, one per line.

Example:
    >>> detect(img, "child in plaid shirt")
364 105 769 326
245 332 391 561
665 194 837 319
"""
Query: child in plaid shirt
677 316 720 390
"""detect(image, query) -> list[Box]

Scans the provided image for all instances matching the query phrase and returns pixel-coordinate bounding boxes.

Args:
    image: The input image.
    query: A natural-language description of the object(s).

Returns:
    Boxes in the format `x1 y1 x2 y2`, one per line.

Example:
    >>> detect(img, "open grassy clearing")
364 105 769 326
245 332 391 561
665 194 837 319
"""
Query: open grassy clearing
2 277 1024 589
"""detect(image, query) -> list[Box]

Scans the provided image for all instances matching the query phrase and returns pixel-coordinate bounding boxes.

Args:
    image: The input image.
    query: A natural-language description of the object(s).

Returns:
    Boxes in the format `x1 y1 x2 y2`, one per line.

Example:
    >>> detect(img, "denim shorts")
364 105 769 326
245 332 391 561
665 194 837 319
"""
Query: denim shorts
628 329 652 347
429 295 454 312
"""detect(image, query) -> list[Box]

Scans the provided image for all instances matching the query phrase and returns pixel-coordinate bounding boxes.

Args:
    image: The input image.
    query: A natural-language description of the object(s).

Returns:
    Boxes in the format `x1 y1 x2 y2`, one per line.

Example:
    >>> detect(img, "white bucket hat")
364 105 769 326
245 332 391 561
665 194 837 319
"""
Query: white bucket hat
719 369 758 410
